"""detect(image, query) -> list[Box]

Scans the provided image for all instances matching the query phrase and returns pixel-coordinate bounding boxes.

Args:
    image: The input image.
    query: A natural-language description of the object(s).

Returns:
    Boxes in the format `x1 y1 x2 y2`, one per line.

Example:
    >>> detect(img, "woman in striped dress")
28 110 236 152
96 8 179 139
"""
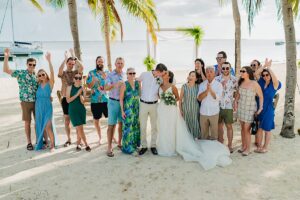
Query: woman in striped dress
179 71 201 139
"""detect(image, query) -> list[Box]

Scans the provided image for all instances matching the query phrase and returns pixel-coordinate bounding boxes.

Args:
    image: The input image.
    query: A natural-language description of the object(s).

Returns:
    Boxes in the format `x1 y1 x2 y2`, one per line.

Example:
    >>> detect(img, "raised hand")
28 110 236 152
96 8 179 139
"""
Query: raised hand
4 48 10 57
263 58 272 69
64 51 69 60
45 52 51 62
69 48 75 57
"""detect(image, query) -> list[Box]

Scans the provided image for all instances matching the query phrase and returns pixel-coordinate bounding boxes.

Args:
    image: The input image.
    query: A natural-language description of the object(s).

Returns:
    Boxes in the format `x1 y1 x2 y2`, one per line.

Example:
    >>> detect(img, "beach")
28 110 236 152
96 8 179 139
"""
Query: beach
0 63 300 200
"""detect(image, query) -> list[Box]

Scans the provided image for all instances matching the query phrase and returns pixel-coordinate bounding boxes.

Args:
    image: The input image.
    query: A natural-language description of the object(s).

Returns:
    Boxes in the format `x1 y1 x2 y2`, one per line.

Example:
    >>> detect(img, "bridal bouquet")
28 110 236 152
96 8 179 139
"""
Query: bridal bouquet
161 91 176 106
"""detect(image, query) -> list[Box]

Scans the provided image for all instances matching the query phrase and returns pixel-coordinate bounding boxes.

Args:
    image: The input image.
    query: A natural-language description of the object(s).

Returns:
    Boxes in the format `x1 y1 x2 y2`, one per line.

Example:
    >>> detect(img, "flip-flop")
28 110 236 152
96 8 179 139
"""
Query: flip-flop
63 141 71 147
86 146 91 152
242 152 251 156
238 149 245 153
117 145 122 150
107 151 114 157
27 143 34 151
76 146 81 151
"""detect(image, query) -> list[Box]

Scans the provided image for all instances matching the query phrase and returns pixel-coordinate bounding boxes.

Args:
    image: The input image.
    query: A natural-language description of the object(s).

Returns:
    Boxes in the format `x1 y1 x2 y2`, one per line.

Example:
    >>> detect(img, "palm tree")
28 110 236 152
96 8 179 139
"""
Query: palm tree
29 0 44 11
46 0 82 60
177 26 204 59
88 0 159 69
219 0 241 75
244 0 299 138
279 0 298 138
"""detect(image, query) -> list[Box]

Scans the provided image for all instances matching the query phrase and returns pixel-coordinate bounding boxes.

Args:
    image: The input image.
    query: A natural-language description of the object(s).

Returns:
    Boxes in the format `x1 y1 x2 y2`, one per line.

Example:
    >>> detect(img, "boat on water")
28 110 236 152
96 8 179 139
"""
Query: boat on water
0 0 43 58
275 41 300 46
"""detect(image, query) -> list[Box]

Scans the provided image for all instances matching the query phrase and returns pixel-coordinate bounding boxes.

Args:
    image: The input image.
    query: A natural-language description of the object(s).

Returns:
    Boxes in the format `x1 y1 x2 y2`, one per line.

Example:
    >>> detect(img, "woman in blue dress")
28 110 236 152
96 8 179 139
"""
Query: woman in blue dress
254 62 281 153
35 52 58 152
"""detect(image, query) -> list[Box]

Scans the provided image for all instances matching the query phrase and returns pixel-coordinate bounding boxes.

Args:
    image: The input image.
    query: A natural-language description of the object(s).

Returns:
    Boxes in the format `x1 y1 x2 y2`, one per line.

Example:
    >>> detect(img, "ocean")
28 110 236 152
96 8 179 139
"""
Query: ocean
0 39 299 77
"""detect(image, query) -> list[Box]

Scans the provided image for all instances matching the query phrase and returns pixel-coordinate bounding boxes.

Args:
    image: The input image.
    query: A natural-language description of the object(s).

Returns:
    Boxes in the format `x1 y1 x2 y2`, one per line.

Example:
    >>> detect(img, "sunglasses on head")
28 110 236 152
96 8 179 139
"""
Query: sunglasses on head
262 73 269 77
74 76 82 80
240 70 246 73
222 67 230 71
28 63 36 67
250 64 257 67
38 73 45 77
128 72 136 75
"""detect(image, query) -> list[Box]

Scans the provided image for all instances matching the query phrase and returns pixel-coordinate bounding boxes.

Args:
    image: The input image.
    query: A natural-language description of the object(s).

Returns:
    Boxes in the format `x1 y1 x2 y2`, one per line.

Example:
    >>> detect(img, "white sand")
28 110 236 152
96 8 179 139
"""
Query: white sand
0 63 300 200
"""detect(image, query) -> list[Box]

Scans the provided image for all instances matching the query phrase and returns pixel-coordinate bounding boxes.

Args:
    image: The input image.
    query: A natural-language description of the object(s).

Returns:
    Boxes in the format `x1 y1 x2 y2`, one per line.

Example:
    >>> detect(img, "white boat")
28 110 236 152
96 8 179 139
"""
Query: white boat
0 0 43 57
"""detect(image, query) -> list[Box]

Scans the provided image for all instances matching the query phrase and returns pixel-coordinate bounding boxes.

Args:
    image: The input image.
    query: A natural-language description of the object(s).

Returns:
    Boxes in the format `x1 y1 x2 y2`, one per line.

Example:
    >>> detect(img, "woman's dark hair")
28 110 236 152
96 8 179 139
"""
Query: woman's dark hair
217 51 227 59
155 63 168 72
238 66 255 87
188 71 198 83
168 71 174 83
261 69 271 80
253 59 261 66
194 58 206 84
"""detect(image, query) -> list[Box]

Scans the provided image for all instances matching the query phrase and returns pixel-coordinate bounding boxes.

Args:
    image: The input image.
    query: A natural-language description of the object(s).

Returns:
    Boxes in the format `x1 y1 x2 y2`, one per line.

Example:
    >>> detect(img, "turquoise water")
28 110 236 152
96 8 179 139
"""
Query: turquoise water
0 39 299 77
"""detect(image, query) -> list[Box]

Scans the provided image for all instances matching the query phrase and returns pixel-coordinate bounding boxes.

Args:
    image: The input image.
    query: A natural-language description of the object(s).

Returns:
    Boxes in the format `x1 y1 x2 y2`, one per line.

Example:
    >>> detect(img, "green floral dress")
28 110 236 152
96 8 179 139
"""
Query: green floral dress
122 81 140 154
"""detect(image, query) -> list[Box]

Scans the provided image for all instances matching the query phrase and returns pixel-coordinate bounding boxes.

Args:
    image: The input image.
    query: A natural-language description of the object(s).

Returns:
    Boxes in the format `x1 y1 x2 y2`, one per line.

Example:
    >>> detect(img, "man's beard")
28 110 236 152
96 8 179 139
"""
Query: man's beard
96 65 104 71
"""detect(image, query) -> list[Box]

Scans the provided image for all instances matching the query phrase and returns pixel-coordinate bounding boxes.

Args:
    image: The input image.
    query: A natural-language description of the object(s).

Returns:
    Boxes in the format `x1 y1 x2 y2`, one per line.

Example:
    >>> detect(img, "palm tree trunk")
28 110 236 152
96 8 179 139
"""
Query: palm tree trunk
231 0 241 75
67 0 81 60
280 0 297 138
100 0 112 70
195 43 199 59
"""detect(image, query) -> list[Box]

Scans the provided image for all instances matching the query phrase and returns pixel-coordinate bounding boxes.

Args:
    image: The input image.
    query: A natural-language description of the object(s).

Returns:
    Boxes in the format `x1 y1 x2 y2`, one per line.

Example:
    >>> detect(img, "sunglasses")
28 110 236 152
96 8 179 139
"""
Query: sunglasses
74 77 82 80
222 67 230 71
240 70 246 73
28 63 36 67
250 64 257 67
262 74 270 77
38 73 45 77
128 72 136 75
216 57 223 60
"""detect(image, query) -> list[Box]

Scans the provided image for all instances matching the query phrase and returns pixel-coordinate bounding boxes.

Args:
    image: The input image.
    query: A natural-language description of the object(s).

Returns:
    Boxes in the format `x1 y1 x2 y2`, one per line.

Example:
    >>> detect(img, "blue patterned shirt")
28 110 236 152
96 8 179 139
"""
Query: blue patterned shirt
105 70 125 100
86 69 108 103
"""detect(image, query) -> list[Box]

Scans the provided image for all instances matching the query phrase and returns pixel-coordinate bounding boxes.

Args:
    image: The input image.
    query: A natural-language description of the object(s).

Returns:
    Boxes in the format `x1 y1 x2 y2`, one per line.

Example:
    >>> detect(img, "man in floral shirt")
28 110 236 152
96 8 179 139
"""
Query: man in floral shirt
2 48 38 150
215 61 238 153
86 56 109 144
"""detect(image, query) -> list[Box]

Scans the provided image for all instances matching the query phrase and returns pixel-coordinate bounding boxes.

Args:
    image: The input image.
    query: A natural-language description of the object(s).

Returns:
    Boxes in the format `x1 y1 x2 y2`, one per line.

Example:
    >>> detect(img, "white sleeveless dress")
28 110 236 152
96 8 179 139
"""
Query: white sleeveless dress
156 87 232 170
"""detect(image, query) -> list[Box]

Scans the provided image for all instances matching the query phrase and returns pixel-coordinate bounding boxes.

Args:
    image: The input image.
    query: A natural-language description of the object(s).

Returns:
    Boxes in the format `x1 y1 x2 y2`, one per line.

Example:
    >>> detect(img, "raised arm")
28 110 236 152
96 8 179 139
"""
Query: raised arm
119 83 126 119
45 52 55 89
268 68 279 90
3 48 13 75
58 51 68 77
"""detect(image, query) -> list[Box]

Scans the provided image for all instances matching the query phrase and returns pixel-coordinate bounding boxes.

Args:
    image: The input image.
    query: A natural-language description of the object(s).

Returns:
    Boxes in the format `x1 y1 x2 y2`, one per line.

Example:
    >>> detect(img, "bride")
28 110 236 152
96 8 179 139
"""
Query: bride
156 70 232 170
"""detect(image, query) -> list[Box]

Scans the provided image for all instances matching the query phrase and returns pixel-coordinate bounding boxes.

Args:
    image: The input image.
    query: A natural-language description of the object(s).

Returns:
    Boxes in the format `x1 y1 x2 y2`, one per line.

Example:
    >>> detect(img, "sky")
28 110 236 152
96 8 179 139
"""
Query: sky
0 0 299 42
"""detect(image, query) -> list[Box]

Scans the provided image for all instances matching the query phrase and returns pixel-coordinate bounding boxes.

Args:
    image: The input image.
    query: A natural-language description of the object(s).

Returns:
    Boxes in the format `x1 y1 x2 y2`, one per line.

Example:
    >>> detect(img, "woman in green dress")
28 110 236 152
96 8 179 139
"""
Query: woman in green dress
66 72 91 152
179 71 201 139
120 68 141 155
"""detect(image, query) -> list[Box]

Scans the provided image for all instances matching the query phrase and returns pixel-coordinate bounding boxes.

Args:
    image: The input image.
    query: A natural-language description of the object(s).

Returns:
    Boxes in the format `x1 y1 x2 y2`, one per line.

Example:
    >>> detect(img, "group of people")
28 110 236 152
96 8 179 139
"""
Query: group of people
2 48 281 170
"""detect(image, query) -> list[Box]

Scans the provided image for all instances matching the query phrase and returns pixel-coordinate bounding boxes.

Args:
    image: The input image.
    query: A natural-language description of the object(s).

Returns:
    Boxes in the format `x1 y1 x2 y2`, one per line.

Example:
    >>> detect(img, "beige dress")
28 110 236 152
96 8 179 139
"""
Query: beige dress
237 87 257 123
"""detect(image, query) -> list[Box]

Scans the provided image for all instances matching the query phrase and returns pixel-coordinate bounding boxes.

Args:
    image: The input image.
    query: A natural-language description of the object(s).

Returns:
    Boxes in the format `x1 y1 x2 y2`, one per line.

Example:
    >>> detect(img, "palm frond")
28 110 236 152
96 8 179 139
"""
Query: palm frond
120 0 159 43
177 26 204 46
29 0 44 12
108 1 124 41
45 0 66 9
242 0 263 34
218 0 230 6
87 0 102 16
99 4 120 42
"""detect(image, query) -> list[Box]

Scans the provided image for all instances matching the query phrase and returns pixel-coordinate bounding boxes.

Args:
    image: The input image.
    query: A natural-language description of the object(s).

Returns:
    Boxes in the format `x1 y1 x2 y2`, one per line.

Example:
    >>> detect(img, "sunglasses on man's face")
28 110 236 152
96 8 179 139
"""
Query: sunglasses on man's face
128 72 136 75
250 64 257 67
262 74 270 77
240 70 246 73
222 67 230 71
28 63 36 67
74 76 82 80
216 57 223 60
38 73 46 77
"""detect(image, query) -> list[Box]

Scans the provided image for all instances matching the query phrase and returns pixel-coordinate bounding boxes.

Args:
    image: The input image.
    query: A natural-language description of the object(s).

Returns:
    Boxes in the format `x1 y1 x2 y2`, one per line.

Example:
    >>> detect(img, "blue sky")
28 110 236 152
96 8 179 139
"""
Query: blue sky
0 0 299 41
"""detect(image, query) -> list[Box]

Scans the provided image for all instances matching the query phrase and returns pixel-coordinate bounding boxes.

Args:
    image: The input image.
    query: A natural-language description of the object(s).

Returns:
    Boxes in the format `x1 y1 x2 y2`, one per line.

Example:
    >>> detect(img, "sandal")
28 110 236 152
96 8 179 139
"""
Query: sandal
242 151 251 156
107 151 114 157
85 146 91 152
63 141 71 147
27 143 34 151
117 145 122 150
228 147 234 154
238 149 245 153
76 146 81 151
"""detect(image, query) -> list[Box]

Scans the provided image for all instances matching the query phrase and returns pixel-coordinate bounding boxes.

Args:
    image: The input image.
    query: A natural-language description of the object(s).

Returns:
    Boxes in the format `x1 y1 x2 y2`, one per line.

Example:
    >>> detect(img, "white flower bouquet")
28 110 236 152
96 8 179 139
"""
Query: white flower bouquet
161 91 176 106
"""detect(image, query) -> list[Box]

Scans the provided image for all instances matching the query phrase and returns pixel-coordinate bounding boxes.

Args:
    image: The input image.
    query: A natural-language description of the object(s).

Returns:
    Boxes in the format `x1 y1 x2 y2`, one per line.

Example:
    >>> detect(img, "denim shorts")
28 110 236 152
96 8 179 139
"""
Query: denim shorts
108 98 122 125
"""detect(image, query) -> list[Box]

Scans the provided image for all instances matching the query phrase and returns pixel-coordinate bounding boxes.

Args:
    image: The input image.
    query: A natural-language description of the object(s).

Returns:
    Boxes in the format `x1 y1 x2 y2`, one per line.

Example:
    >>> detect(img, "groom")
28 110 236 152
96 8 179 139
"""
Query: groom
138 63 168 155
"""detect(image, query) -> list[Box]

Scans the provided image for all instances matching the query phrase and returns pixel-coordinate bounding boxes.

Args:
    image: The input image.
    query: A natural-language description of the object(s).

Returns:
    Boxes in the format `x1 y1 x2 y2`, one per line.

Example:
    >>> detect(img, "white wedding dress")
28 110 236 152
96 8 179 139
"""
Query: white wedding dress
156 87 232 170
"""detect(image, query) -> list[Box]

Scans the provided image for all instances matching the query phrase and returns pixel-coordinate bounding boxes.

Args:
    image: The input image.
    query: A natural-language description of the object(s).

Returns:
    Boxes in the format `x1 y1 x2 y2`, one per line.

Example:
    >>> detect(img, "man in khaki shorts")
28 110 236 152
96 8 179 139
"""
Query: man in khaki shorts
3 48 38 150
198 66 223 140
215 62 238 153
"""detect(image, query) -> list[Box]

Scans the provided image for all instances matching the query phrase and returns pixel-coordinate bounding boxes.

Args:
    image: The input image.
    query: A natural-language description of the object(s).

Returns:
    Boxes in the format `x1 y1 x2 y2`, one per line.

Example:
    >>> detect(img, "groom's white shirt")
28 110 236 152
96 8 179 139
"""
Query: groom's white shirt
139 71 160 102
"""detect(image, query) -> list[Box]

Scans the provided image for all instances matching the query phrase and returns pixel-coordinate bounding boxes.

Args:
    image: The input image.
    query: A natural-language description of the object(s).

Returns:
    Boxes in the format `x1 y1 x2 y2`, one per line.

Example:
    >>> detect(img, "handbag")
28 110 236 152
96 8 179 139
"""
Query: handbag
251 116 259 135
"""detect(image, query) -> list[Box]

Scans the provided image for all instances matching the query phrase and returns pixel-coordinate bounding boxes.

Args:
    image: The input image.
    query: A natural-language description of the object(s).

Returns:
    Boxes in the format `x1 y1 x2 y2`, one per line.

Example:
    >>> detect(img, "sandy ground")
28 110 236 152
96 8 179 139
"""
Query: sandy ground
0 63 300 200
